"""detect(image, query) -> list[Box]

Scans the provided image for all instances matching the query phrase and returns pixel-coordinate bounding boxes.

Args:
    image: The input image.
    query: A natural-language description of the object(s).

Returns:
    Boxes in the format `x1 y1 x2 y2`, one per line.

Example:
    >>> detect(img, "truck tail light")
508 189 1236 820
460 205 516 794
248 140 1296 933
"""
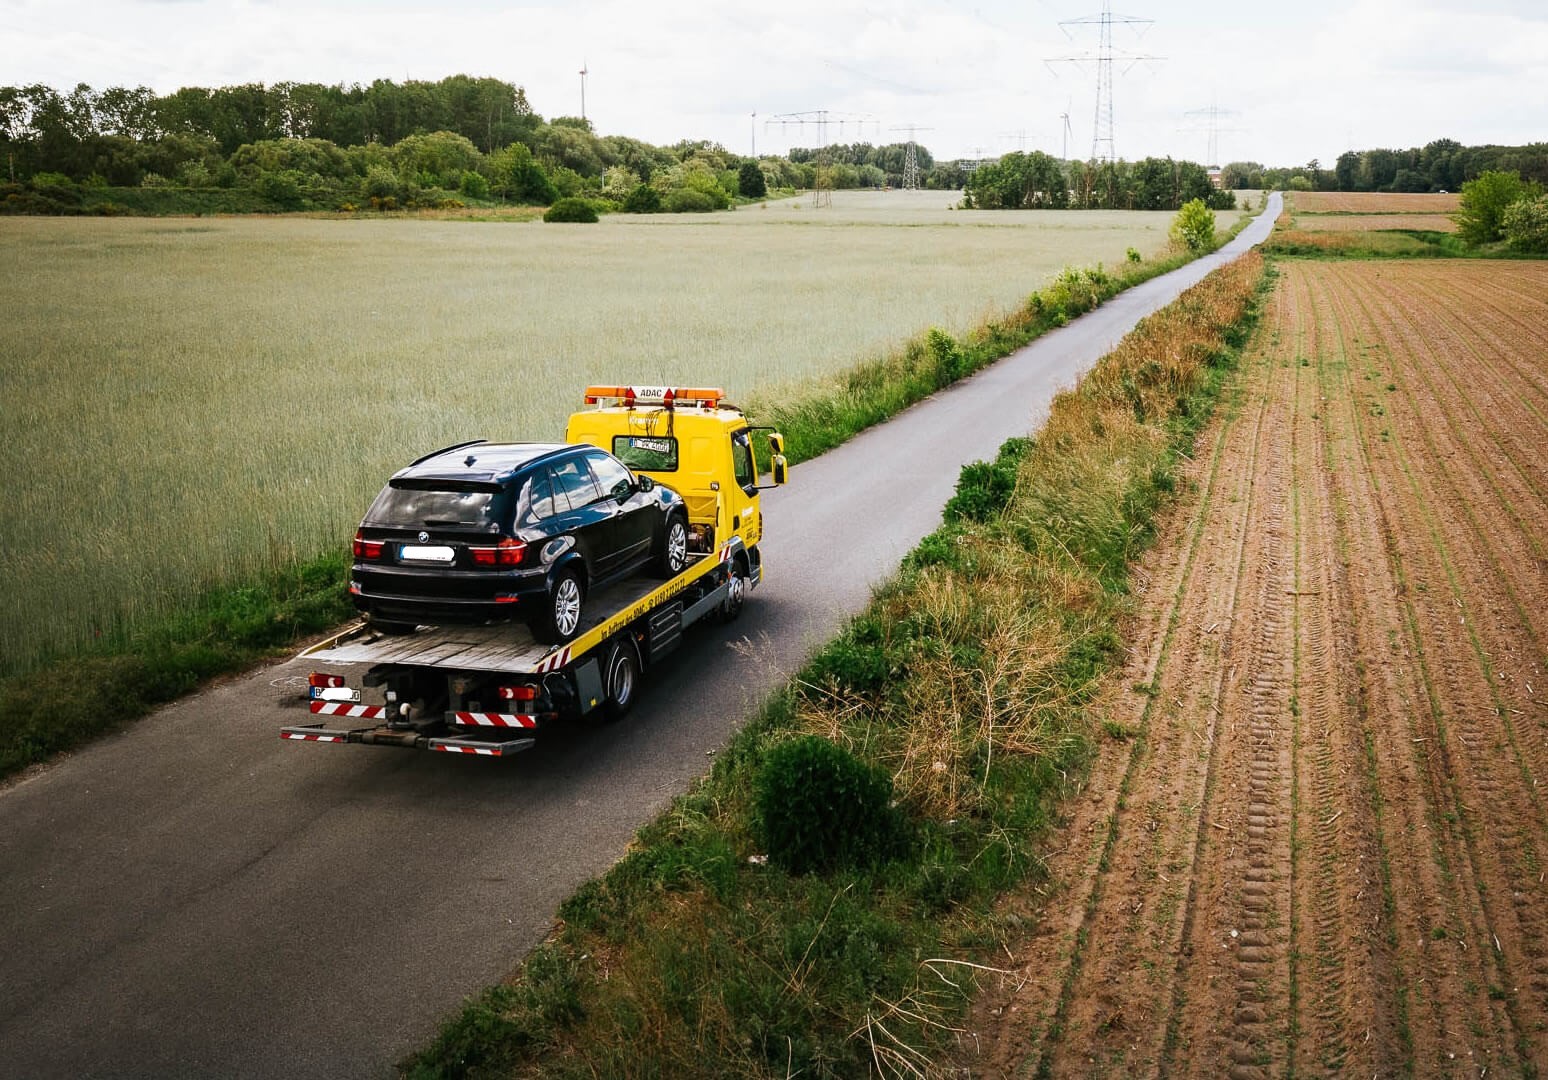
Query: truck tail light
470 537 526 567
309 672 346 689
353 532 384 559
497 685 538 701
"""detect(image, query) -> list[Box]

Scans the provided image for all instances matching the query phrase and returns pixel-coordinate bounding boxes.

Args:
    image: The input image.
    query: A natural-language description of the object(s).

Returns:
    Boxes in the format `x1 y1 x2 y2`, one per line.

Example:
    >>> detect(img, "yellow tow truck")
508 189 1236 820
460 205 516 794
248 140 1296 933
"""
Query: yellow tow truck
282 386 786 758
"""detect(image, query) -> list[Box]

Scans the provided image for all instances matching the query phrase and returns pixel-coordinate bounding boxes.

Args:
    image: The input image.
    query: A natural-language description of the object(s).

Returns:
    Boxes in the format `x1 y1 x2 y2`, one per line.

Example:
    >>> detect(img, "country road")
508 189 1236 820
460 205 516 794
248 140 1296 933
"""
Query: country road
0 195 1279 1079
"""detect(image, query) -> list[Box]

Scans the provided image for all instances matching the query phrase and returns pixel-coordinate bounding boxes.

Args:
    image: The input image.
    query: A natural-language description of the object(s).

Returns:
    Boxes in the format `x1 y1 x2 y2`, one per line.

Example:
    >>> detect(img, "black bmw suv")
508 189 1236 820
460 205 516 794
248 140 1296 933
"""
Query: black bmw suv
350 441 689 643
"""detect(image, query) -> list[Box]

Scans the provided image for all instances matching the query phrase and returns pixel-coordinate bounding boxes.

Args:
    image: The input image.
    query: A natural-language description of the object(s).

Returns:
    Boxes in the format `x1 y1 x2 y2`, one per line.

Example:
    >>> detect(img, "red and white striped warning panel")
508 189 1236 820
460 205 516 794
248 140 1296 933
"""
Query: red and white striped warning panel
535 647 572 674
432 745 502 756
282 730 345 743
309 701 385 720
452 711 538 728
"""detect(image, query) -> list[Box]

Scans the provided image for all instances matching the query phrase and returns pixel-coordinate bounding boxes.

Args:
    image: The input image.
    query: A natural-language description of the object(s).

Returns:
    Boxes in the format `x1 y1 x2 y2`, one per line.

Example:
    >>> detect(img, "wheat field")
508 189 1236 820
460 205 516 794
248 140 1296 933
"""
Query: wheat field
0 190 1211 671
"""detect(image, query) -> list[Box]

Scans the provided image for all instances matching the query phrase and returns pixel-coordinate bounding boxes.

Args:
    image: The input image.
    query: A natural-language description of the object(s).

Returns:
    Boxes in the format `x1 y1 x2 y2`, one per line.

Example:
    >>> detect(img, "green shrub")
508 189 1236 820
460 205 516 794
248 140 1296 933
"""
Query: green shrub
664 187 718 213
255 170 304 210
622 183 661 213
755 735 908 875
458 170 489 200
738 160 768 199
1170 198 1215 252
944 437 1032 523
543 197 599 223
1456 170 1537 244
1501 193 1548 253
925 326 966 387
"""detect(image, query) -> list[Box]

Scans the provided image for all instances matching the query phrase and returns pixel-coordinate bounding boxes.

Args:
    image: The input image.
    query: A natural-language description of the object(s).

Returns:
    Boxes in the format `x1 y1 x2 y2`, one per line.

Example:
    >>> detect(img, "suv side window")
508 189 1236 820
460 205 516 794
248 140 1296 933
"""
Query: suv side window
527 471 556 521
731 431 756 494
550 456 602 511
585 452 634 502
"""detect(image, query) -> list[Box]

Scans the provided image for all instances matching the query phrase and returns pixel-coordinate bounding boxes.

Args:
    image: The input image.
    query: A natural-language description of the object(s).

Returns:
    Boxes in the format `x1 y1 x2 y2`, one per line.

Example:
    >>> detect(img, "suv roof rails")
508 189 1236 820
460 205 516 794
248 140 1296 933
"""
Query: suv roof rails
410 439 487 467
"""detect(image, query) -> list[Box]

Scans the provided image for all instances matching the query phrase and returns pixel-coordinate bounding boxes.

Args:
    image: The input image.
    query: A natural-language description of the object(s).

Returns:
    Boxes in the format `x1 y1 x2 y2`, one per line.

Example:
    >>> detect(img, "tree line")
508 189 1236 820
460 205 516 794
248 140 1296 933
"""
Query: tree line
1218 139 1548 194
962 151 1237 212
0 77 965 215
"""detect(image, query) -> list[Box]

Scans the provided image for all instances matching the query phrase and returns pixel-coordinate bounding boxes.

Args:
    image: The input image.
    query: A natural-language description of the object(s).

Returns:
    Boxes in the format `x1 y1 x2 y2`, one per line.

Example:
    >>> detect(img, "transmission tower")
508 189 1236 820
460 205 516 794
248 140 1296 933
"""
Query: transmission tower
1180 101 1242 169
766 110 878 206
1046 1 1162 162
890 124 934 189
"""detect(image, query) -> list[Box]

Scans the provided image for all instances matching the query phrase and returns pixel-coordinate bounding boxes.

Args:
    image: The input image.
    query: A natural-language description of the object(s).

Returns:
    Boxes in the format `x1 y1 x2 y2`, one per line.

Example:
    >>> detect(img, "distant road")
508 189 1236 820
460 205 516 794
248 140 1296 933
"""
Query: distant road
0 193 1280 1079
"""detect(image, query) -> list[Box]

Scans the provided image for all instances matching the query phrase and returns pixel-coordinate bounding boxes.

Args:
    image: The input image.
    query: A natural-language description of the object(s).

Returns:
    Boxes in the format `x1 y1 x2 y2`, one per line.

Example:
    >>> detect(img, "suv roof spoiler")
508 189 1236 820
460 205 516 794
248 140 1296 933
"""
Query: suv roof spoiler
410 439 487 467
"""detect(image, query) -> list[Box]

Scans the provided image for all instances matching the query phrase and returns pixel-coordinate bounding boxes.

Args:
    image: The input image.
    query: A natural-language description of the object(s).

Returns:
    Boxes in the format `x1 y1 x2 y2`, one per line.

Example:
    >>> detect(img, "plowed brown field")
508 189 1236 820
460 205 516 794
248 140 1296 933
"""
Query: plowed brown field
1291 191 1460 214
1297 213 1458 233
961 259 1548 1077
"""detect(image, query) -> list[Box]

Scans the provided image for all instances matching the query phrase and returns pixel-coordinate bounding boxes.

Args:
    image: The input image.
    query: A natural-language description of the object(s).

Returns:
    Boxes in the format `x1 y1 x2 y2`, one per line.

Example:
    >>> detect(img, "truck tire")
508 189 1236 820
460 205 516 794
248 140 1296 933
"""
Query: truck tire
532 569 584 644
602 639 641 720
653 513 688 578
719 556 748 622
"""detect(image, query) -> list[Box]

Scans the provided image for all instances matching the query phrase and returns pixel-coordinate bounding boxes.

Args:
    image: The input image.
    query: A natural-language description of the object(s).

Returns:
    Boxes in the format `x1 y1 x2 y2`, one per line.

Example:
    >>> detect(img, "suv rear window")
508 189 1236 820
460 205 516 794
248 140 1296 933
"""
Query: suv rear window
612 435 678 472
366 481 511 528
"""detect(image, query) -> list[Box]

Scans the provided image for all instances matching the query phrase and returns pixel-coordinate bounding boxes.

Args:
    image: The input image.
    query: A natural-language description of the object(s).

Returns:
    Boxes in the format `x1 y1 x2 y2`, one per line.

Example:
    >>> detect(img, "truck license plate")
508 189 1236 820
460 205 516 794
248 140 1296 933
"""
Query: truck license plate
310 686 361 703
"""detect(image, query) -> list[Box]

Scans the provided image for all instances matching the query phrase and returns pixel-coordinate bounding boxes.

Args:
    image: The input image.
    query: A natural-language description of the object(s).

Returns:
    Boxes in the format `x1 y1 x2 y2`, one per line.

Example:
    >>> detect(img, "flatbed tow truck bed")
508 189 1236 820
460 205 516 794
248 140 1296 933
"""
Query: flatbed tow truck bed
281 541 758 756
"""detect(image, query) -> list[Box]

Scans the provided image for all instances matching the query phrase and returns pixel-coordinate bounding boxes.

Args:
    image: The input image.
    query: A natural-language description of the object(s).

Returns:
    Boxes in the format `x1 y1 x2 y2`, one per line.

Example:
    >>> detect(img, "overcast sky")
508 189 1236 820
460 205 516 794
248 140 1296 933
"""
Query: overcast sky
4 0 1545 166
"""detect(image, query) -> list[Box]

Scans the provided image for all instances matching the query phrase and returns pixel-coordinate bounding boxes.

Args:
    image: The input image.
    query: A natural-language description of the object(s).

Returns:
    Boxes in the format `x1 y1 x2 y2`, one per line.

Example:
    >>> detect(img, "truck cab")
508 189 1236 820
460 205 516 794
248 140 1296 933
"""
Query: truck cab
565 386 787 563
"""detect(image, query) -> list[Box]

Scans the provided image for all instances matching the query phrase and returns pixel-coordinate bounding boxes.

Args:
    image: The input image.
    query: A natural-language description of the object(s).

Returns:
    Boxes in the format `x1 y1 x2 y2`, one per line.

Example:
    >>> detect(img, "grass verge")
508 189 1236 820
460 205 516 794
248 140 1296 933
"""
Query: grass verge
401 251 1269 1078
0 210 1258 780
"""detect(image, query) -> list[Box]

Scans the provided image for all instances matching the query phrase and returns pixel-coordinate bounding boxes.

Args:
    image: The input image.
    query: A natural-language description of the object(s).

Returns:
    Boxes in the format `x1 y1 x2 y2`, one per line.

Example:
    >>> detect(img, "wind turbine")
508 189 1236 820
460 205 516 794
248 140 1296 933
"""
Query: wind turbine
579 60 589 123
1060 97 1074 161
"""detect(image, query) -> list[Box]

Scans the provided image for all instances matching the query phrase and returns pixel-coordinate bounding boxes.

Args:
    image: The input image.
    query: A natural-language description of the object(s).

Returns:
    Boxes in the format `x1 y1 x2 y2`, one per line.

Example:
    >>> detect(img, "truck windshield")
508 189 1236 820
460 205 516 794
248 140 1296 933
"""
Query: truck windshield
612 435 678 472
366 482 511 529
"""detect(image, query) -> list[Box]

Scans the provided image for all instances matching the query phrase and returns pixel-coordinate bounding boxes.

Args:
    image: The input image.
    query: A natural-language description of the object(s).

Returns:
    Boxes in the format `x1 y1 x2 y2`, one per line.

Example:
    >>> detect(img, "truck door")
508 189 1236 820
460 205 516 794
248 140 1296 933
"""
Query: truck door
727 429 762 547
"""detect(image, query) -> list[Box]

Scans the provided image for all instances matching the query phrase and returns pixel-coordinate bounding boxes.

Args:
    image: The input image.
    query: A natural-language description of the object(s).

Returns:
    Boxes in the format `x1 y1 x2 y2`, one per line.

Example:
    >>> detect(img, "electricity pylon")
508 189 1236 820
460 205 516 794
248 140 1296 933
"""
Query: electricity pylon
890 124 934 189
1046 1 1162 162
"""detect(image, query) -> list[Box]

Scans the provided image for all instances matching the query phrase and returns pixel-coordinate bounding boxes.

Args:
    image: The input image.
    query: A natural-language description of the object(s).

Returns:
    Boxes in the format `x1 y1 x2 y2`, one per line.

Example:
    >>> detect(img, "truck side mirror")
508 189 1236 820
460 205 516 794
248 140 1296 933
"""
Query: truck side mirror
768 432 786 457
772 454 788 486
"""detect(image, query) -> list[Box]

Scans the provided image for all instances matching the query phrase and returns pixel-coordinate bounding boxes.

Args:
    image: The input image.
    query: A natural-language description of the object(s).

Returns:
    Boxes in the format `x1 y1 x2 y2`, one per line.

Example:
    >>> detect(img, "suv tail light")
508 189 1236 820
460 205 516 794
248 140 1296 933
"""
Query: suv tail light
353 532 385 559
470 537 527 567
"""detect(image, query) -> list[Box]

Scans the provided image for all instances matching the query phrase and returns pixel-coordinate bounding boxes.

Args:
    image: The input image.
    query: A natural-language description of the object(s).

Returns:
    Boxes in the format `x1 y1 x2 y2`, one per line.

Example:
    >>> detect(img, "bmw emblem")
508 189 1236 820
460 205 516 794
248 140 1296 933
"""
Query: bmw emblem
418 531 430 543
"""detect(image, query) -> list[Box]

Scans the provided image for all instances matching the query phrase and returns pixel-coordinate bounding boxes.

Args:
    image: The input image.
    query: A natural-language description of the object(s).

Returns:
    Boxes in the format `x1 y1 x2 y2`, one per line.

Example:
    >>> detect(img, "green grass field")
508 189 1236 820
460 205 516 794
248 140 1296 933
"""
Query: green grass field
0 190 1218 673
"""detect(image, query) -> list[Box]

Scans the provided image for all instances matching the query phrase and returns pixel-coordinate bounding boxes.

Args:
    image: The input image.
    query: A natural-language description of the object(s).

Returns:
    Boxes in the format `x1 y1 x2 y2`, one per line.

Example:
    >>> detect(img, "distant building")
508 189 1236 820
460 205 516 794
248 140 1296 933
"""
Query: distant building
1208 169 1224 189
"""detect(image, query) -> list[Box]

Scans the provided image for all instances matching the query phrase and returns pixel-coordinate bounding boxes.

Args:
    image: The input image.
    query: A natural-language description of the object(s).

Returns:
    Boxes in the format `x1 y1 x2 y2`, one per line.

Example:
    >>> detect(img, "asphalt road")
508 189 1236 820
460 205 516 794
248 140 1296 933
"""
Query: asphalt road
0 194 1279 1079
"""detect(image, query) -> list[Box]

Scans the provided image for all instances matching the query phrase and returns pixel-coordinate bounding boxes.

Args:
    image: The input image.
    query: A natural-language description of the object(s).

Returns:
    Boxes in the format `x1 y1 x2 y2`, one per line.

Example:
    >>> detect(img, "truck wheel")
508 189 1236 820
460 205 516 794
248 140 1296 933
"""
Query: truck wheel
602 639 641 720
719 557 748 622
654 514 688 578
533 569 584 644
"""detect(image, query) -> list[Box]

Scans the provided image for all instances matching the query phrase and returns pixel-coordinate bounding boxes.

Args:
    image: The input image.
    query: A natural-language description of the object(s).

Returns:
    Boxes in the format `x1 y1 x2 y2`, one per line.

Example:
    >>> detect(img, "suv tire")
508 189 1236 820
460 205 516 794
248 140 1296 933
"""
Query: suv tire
653 513 689 578
532 568 584 644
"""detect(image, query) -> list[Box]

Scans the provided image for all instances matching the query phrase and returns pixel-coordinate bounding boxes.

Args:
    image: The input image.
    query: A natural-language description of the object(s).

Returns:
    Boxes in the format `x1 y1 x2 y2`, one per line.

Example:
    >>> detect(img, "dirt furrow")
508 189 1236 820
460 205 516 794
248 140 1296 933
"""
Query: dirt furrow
1164 307 1298 1079
1399 263 1548 412
1312 262 1547 1072
1281 265 1394 1077
1347 263 1548 547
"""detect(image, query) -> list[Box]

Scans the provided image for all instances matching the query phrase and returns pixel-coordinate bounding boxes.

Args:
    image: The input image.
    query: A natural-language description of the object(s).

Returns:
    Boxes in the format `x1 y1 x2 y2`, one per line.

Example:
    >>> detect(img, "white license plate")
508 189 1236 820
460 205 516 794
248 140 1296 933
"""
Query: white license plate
400 544 455 563
310 686 361 702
